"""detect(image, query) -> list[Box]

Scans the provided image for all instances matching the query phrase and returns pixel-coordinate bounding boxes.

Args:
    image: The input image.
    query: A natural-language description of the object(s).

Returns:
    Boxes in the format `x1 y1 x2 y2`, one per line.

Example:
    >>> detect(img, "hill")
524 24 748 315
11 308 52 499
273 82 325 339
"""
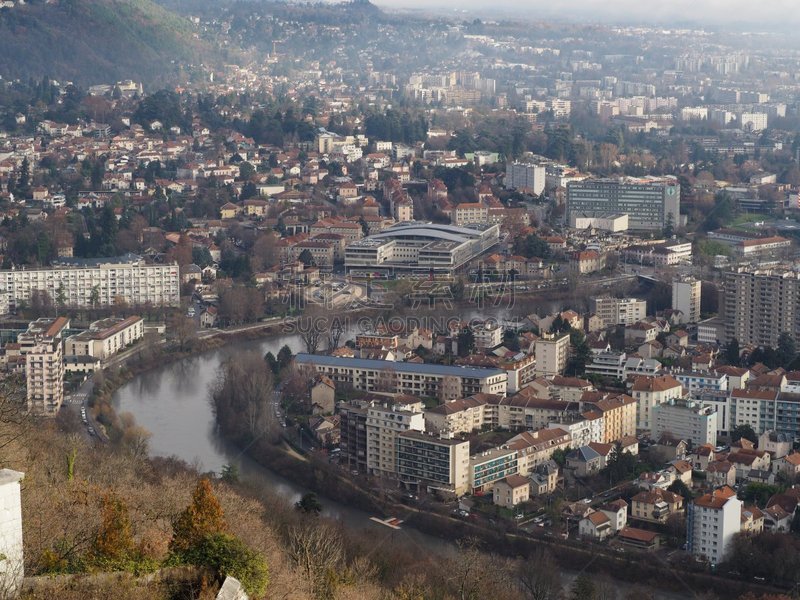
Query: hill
0 0 218 88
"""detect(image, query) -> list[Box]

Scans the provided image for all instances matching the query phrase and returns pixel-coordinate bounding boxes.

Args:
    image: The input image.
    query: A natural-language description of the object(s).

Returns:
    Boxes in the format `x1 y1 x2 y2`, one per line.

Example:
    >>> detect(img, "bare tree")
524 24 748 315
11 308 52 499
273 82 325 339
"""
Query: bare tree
286 522 344 599
211 352 276 441
516 548 562 600
448 538 511 600
168 314 197 352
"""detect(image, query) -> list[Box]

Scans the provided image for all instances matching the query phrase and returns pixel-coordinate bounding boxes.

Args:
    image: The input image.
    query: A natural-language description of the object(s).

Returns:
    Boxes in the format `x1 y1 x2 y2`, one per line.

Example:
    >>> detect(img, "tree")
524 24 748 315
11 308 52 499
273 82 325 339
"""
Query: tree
92 492 135 563
731 424 758 445
667 479 693 503
295 492 322 515
221 463 239 484
516 548 561 600
169 314 197 352
184 533 269 598
457 328 475 357
298 248 315 267
171 478 227 554
286 522 344 599
570 573 595 600
725 338 740 366
777 332 797 368
212 352 276 441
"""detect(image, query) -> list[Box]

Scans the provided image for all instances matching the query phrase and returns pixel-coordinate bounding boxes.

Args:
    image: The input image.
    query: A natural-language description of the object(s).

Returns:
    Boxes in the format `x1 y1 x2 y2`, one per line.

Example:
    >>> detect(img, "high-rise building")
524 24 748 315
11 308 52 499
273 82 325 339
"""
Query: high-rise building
652 399 717 446
687 486 741 565
723 267 800 348
506 162 546 196
672 277 702 324
566 177 680 231
534 332 570 377
23 317 68 416
366 403 425 477
591 297 647 327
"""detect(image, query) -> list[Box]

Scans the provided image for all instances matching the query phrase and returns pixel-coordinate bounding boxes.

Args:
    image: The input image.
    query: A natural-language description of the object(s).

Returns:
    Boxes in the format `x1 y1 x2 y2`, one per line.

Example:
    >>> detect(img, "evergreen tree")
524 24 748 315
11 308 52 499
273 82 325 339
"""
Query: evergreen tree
92 492 135 562
171 478 227 553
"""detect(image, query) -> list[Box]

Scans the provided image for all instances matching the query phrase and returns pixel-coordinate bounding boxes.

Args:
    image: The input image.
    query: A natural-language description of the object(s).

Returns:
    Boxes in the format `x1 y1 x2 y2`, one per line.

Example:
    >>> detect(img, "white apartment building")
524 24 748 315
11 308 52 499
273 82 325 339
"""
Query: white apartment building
534 332 570 377
65 315 144 361
592 297 647 327
449 203 489 226
506 162 546 196
0 255 180 309
396 431 470 496
471 320 503 350
687 487 741 566
652 399 718 447
630 375 685 431
366 403 425 477
672 277 701 324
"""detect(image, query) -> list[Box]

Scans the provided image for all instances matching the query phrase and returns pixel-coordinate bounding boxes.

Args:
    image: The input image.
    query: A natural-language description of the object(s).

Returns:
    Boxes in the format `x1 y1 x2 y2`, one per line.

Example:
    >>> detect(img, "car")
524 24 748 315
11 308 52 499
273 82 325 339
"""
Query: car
88 427 96 436
514 513 524 520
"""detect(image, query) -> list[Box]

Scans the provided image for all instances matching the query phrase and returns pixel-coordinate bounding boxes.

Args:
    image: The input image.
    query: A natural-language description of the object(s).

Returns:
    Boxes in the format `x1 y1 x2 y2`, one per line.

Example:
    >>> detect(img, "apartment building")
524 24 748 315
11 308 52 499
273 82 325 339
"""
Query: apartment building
423 395 490 436
469 446 519 493
506 161 546 196
64 315 144 362
672 277 702 324
534 332 570 377
687 486 741 565
396 431 470 496
723 267 800 348
591 297 647 327
508 428 571 475
581 392 638 443
23 316 68 416
630 375 685 431
0 254 180 309
449 203 488 226
294 354 507 400
566 177 681 231
652 399 718 447
366 403 425 477
338 401 371 473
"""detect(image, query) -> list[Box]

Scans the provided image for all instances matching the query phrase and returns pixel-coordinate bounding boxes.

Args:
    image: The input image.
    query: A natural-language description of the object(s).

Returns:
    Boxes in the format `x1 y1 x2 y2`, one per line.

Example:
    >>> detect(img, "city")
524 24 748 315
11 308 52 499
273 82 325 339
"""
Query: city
0 0 800 598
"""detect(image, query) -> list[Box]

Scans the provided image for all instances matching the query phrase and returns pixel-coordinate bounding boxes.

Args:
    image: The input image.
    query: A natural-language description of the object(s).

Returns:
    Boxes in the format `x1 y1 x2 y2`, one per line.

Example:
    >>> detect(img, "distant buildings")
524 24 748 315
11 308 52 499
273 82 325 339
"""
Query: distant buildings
506 161 546 196
566 177 681 231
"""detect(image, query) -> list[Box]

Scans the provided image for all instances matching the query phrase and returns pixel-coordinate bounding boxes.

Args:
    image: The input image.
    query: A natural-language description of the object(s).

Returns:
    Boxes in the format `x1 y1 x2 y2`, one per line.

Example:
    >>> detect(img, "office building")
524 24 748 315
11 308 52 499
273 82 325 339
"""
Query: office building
506 161 546 196
652 399 717 447
65 316 144 362
0 254 180 310
366 402 425 477
672 277 701 324
396 431 470 496
344 222 500 277
723 267 800 348
687 486 741 565
592 297 647 327
534 332 570 377
294 354 507 400
566 177 681 231
23 317 68 416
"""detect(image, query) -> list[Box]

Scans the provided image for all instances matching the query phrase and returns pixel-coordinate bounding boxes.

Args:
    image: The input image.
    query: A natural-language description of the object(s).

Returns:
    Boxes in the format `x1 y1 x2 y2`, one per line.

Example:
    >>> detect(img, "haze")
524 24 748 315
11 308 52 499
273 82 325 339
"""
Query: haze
373 0 800 28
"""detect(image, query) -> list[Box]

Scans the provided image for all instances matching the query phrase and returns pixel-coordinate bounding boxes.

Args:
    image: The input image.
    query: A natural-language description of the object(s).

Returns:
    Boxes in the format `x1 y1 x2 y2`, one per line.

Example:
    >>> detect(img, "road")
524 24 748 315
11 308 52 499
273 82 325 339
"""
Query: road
63 376 106 443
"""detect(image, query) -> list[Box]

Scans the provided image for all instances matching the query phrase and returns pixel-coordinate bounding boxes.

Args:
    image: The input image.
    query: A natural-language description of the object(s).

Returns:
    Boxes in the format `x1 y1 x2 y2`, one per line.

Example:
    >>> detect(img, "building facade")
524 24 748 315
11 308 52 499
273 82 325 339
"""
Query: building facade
396 431 470 496
687 486 741 565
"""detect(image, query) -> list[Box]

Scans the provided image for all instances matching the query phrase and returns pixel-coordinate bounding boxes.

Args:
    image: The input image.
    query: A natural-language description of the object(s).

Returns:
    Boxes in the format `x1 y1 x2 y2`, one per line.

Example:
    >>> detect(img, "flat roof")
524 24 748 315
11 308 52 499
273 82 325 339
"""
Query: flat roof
295 353 505 379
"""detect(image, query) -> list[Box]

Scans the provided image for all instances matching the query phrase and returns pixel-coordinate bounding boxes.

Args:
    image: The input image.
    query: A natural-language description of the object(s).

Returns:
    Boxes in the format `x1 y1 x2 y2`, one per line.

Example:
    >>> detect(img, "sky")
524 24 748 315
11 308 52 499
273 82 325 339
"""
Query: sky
371 0 800 29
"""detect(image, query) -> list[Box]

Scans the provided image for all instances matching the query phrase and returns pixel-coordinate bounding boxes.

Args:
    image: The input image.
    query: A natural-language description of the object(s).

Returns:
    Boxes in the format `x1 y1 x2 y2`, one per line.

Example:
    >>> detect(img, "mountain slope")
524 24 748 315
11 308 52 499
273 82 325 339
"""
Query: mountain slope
0 0 217 87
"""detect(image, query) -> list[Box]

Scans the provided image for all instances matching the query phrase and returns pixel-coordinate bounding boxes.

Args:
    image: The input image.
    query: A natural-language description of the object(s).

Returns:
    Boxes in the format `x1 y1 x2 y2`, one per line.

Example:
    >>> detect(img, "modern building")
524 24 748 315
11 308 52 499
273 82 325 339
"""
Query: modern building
534 332 570 377
469 446 519 493
294 354 507 400
652 399 718 447
22 317 68 416
506 161 546 196
566 177 681 231
64 315 144 362
338 401 371 473
0 254 180 310
366 402 425 477
672 277 702 324
344 222 500 277
592 297 647 327
723 267 800 348
687 486 741 565
396 431 470 496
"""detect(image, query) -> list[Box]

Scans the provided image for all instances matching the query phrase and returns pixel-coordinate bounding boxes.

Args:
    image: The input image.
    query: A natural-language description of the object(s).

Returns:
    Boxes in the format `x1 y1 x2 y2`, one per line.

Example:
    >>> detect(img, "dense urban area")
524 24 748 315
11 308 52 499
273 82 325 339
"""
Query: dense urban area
1 0 800 598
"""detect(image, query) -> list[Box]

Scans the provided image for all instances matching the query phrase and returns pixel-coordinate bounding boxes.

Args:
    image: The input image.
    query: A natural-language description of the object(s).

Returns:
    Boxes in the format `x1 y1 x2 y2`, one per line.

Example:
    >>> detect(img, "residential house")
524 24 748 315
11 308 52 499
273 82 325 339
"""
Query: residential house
579 510 613 541
310 375 335 415
630 488 683 524
492 475 531 508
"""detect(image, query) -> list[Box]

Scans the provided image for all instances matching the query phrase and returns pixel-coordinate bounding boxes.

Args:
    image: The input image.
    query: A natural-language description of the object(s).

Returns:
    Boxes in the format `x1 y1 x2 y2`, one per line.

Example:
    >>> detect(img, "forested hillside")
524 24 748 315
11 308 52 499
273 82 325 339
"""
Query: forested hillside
0 0 218 87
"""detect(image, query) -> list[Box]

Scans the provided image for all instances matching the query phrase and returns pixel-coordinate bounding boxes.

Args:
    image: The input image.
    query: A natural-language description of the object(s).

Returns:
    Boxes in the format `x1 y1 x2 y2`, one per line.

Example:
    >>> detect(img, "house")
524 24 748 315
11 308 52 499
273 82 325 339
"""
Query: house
530 460 559 495
220 202 241 219
773 452 800 480
309 375 335 415
200 306 218 328
618 527 660 551
570 250 606 274
579 510 613 541
624 322 658 345
309 415 340 446
599 499 628 533
740 506 765 534
669 460 693 486
567 445 604 477
691 445 716 471
492 475 530 508
706 461 736 488
728 449 771 481
762 505 792 533
630 488 683 524
651 435 688 463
